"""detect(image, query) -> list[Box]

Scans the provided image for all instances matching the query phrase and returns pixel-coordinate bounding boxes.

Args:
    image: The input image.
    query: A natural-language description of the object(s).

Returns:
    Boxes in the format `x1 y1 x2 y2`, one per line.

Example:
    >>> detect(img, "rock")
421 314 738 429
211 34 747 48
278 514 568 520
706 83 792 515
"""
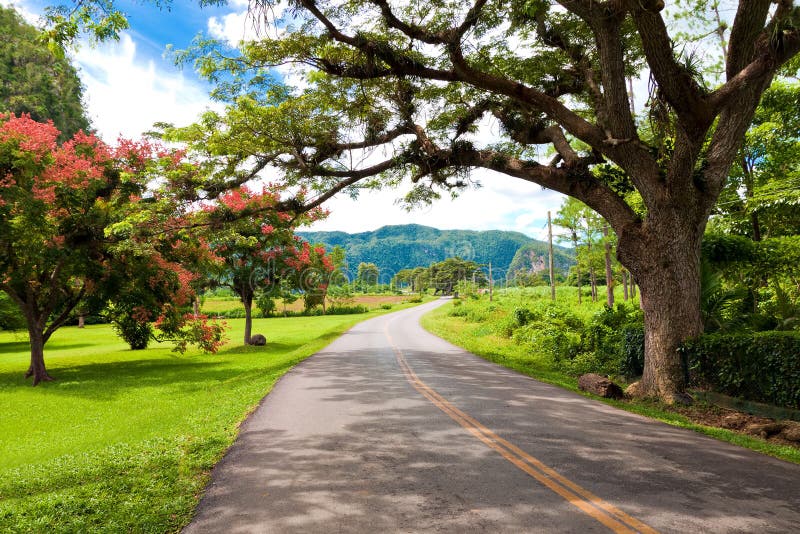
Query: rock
578 373 624 400
721 413 750 430
624 380 645 399
249 334 267 346
780 423 800 443
745 422 786 438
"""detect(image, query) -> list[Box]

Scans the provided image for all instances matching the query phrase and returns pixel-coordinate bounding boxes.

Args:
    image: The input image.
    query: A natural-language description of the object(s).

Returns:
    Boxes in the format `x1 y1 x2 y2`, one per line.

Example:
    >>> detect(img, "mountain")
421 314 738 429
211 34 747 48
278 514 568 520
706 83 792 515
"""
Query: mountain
298 224 574 281
508 242 575 277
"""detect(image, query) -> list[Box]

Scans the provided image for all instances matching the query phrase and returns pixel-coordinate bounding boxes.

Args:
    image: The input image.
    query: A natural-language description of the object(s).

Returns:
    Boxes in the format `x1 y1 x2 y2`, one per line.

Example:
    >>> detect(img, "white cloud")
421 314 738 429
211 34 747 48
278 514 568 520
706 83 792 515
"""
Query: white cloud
208 1 289 46
74 34 215 141
0 0 38 24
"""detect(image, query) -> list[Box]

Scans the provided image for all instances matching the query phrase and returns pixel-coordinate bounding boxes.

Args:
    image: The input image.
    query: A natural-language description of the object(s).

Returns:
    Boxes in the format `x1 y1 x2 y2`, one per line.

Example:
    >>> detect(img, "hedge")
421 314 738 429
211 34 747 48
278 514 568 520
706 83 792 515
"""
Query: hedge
680 331 800 409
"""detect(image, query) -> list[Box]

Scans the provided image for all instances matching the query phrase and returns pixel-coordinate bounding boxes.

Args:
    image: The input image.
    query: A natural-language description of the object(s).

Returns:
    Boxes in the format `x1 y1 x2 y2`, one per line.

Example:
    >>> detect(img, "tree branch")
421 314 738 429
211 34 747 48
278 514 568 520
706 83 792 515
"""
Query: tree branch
726 0 773 78
628 0 712 137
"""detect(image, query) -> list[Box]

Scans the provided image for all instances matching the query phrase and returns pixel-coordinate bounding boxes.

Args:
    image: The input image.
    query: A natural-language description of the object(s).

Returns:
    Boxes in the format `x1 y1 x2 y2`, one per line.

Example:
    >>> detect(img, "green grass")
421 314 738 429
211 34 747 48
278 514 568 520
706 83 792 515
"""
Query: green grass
0 302 423 533
421 290 800 465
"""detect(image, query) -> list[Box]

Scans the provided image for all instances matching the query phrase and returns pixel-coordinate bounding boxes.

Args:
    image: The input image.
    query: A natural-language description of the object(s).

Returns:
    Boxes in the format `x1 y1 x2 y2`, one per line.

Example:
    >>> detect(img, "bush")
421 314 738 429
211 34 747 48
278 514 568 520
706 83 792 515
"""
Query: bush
256 294 276 317
513 307 534 327
326 304 369 315
620 325 645 377
680 331 800 409
448 305 468 317
577 304 642 375
380 303 393 310
113 316 152 350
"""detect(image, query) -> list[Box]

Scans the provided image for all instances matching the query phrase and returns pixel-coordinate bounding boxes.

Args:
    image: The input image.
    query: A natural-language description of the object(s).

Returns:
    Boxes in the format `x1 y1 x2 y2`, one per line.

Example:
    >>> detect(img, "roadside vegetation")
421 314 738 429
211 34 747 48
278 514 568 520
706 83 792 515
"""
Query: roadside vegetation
0 299 425 533
422 287 800 465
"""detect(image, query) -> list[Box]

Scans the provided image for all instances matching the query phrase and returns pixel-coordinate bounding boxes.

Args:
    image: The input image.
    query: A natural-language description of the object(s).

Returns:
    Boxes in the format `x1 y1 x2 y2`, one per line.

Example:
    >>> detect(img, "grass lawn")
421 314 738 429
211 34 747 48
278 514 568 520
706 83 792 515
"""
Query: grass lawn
421 292 800 466
0 302 423 533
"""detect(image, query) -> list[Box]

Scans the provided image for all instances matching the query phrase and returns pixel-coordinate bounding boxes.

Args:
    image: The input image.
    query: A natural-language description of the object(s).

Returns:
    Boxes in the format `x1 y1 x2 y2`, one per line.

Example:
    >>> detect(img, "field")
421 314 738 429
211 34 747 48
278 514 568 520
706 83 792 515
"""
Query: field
201 293 413 314
0 301 423 533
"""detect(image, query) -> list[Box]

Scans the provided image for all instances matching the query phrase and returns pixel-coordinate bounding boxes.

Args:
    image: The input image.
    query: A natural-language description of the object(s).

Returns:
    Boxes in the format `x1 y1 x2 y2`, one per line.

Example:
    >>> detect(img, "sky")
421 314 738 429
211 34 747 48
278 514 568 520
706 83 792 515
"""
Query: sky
3 0 575 240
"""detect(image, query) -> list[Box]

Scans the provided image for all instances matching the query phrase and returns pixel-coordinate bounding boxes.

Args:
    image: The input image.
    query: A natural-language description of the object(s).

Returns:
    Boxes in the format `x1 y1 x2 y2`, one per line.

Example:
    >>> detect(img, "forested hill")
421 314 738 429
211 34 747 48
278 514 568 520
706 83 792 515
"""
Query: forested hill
298 224 573 280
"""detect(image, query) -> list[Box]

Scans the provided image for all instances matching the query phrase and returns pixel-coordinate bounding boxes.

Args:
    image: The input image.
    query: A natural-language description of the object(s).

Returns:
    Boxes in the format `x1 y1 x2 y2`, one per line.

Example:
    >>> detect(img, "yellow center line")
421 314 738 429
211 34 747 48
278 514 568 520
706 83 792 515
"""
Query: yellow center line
384 319 658 534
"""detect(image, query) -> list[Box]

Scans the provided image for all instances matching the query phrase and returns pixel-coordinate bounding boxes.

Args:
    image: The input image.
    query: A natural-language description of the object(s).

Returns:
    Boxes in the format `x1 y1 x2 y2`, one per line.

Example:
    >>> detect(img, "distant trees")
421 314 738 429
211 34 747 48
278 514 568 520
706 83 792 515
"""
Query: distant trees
356 262 380 289
394 258 483 295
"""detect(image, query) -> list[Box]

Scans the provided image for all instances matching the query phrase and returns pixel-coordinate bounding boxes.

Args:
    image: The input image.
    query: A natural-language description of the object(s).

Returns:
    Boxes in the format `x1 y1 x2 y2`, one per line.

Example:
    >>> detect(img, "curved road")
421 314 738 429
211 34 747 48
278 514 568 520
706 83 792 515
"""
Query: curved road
185 299 800 533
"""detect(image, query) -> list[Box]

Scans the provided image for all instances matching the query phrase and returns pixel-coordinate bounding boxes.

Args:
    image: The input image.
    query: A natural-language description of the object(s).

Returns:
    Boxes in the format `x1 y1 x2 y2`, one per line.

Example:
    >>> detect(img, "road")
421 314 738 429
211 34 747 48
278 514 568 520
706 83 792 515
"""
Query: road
185 299 800 533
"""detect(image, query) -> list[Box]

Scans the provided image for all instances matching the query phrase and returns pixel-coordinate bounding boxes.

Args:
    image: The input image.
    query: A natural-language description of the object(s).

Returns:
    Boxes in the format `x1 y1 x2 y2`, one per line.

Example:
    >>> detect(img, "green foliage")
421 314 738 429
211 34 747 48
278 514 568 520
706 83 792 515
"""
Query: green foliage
256 293 277 317
112 315 152 350
356 261 380 287
681 332 800 409
0 5 90 139
621 326 645 378
572 304 643 376
0 293 23 331
443 287 643 377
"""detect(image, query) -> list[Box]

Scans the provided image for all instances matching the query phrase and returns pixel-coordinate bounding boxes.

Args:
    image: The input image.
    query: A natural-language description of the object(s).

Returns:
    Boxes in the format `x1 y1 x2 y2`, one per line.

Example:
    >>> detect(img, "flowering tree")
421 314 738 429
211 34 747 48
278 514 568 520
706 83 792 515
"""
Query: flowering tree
0 115 223 385
205 185 330 344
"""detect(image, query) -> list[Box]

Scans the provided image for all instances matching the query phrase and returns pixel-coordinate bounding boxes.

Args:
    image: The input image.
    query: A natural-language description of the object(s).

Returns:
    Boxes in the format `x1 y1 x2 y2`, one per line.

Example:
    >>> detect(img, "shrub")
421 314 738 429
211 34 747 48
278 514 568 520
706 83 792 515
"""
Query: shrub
681 331 800 409
326 304 369 315
620 325 645 377
513 307 534 327
494 316 518 337
113 316 152 350
448 304 468 317
256 294 276 317
380 303 393 310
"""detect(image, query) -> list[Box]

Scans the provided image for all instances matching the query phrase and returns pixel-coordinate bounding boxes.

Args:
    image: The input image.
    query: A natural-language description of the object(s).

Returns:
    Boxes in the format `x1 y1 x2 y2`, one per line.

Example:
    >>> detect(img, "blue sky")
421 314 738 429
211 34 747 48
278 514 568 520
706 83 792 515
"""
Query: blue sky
2 0 567 239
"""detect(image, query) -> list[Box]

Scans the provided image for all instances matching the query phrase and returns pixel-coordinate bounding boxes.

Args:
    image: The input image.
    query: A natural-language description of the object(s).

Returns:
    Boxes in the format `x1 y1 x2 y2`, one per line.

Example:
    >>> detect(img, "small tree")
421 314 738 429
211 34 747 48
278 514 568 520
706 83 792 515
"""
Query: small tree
356 262 380 290
205 186 324 344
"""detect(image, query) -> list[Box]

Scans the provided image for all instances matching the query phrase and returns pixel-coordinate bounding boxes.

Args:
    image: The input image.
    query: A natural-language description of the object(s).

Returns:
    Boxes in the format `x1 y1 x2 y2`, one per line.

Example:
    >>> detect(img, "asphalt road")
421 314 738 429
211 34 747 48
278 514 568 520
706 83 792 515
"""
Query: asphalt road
185 298 800 533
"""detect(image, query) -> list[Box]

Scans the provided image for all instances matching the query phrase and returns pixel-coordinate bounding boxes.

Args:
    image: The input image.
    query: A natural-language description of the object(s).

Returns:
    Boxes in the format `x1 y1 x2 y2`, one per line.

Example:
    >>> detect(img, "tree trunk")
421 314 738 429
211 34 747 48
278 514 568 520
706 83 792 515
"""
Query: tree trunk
626 233 703 404
587 241 597 301
25 327 53 386
603 225 614 308
243 294 253 345
622 270 629 301
78 314 85 328
572 234 581 305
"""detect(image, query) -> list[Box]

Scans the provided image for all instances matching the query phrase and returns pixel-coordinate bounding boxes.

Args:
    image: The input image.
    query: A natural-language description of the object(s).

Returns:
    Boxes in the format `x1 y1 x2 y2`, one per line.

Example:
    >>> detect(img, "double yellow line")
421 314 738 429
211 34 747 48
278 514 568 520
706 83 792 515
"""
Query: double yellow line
384 321 657 534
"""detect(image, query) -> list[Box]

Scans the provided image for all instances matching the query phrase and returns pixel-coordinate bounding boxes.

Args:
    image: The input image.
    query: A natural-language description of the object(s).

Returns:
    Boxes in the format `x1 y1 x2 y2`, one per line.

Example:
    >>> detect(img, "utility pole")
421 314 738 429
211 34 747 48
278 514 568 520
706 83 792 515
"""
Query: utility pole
488 261 493 302
548 211 555 301
603 225 615 308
